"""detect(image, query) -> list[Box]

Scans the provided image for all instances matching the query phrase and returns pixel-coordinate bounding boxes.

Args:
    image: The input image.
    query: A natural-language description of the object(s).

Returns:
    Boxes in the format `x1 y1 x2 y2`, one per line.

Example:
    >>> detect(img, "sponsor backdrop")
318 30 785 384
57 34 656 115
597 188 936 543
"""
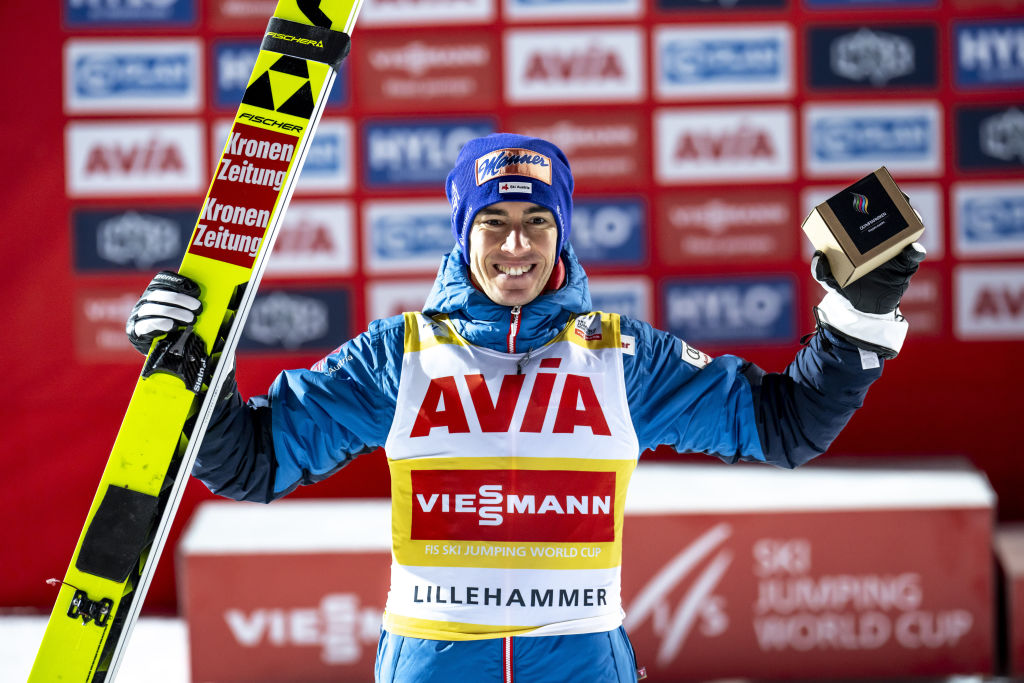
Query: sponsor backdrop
1 0 1022 665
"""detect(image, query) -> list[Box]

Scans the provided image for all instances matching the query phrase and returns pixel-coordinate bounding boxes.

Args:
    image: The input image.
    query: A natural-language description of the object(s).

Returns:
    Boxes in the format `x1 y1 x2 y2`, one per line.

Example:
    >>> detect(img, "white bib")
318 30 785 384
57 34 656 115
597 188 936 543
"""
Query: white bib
382 311 640 640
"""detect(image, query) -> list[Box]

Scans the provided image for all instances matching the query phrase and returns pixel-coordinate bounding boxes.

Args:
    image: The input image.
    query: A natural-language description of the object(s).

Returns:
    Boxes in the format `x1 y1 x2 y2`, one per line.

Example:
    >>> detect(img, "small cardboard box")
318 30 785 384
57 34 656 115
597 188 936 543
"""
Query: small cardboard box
801 167 925 286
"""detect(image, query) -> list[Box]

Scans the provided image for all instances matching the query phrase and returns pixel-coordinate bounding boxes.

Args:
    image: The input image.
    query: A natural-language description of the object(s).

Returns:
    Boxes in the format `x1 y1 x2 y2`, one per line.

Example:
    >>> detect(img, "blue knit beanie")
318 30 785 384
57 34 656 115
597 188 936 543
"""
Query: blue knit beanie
446 133 574 264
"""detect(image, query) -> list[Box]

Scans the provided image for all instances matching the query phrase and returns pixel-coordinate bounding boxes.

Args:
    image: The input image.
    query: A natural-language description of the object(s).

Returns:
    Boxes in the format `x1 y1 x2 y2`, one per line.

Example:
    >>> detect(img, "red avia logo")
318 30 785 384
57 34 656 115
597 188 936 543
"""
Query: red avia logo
675 125 775 161
525 47 624 81
410 369 611 437
85 138 184 175
411 469 615 542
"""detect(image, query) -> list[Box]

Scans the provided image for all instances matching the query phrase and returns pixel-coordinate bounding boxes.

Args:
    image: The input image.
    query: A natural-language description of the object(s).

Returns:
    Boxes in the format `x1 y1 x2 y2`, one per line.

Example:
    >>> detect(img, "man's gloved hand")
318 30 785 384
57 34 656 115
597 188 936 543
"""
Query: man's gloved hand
812 242 927 314
811 243 926 359
126 270 203 355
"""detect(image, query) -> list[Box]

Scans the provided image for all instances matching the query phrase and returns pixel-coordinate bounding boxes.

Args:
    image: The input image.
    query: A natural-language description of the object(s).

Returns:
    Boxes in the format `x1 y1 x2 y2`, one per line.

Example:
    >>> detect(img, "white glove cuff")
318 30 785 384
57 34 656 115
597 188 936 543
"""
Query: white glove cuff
815 290 908 357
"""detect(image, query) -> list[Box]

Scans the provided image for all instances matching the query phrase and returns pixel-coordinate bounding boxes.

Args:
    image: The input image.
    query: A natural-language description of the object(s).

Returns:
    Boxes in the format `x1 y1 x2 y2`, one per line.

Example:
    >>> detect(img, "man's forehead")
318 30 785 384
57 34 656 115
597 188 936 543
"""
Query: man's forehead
476 202 552 216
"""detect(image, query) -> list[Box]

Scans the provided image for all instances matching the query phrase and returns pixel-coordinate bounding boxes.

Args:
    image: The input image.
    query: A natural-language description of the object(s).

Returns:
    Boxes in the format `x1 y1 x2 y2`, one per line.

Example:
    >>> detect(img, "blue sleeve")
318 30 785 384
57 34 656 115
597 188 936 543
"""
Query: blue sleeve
622 317 882 468
191 315 404 502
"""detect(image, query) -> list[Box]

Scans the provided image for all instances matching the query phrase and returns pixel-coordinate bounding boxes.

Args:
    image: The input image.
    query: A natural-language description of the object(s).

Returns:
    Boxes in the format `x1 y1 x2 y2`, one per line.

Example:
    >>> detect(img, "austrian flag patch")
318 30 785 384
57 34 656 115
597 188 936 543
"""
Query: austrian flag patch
475 147 552 186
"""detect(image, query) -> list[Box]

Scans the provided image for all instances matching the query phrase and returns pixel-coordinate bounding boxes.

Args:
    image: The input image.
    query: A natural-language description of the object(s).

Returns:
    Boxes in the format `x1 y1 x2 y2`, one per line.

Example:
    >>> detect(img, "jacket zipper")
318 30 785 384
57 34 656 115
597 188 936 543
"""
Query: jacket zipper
507 305 521 354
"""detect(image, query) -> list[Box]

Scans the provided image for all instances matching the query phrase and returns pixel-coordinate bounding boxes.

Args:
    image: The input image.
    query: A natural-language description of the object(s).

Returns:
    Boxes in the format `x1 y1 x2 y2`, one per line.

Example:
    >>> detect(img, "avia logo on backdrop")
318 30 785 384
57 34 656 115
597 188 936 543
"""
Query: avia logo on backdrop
225 593 381 664
955 266 1024 339
624 523 733 666
239 288 350 352
655 24 793 100
267 201 355 277
66 120 204 197
65 39 201 113
956 105 1024 170
410 369 612 438
804 103 942 177
954 21 1024 88
655 107 794 182
505 28 645 103
410 469 616 542
364 118 495 187
65 0 196 26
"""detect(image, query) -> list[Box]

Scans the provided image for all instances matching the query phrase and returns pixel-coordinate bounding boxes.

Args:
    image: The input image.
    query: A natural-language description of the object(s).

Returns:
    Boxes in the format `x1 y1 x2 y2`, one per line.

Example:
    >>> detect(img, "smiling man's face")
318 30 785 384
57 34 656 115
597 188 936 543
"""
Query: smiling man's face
468 201 558 307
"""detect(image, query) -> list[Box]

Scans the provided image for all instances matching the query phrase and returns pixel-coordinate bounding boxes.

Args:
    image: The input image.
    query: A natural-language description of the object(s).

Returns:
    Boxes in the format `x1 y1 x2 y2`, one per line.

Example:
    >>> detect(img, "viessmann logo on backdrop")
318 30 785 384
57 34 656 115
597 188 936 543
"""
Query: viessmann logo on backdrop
410 470 616 542
65 39 201 113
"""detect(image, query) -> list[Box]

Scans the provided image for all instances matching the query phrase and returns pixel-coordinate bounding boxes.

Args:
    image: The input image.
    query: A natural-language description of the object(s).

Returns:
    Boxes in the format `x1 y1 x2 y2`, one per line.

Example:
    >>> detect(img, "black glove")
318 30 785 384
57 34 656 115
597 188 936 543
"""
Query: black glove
126 270 203 355
812 243 926 314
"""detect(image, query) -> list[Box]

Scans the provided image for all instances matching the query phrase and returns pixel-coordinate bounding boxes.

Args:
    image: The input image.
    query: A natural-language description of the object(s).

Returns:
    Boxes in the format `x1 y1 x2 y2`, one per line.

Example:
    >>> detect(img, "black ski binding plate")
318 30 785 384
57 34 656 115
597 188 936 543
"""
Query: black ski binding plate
141 325 209 393
68 590 114 626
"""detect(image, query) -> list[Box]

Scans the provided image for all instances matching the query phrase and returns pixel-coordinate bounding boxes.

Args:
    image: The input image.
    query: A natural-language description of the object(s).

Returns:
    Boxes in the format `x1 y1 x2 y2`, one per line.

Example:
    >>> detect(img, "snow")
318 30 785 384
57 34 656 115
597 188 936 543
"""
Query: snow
1 615 189 682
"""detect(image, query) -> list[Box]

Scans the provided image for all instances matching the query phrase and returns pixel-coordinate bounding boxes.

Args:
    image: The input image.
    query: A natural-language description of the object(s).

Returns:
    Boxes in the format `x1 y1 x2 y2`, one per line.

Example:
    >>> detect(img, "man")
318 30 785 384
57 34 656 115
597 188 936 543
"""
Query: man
127 133 924 682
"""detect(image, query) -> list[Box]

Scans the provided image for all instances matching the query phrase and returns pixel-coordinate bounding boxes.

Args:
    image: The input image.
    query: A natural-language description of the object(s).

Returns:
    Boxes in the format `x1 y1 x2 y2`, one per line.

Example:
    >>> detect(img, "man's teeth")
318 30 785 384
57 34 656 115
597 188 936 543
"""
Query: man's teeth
497 264 533 276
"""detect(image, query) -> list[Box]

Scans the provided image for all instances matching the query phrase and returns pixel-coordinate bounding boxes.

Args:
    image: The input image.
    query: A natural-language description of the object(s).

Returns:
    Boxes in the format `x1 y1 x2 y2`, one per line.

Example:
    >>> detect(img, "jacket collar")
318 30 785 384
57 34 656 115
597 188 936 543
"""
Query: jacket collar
423 244 592 353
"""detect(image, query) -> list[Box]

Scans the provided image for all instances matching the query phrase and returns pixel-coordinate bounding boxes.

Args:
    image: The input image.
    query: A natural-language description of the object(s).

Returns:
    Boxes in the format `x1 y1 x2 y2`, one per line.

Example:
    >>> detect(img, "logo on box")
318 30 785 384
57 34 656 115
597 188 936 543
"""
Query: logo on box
504 28 645 103
803 102 942 177
662 277 796 345
655 24 793 100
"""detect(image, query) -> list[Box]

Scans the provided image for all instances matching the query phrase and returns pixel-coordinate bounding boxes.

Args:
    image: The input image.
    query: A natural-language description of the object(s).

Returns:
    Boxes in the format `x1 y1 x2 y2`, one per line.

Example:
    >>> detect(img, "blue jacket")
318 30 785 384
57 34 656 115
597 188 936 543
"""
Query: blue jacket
194 245 881 504
191 245 882 682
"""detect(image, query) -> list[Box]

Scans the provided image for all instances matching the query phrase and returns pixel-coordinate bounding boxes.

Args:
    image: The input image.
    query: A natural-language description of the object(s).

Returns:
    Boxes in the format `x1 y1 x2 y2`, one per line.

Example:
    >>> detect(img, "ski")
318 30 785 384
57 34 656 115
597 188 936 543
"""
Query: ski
30 1 362 680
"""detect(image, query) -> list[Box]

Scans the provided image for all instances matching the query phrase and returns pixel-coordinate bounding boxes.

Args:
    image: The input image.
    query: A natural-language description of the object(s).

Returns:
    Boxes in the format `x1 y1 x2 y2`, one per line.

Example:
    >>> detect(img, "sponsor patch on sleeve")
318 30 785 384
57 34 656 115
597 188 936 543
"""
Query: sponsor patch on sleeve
620 334 635 355
681 340 711 369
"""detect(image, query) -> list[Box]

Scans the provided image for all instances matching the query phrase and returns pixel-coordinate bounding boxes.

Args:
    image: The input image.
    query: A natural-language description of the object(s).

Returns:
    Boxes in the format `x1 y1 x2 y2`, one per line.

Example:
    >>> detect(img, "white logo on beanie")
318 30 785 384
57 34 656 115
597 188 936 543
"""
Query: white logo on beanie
498 181 532 193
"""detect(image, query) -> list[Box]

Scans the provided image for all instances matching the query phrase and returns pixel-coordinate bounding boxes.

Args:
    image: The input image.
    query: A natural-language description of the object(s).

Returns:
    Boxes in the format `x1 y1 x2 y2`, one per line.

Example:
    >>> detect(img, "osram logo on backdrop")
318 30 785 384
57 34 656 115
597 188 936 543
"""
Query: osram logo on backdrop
64 39 201 113
363 199 454 273
654 106 794 183
357 34 497 111
955 266 1024 339
654 24 793 100
66 120 204 197
64 0 195 26
803 102 942 177
266 200 355 277
358 0 494 26
953 181 1024 257
504 28 645 103
954 21 1024 88
410 469 615 542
